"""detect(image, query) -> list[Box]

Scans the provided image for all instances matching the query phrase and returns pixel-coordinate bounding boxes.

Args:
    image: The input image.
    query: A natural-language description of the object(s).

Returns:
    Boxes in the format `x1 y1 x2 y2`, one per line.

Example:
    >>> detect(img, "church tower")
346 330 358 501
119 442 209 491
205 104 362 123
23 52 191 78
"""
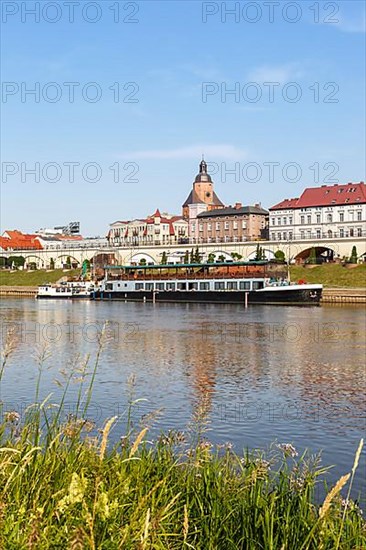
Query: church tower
182 159 224 219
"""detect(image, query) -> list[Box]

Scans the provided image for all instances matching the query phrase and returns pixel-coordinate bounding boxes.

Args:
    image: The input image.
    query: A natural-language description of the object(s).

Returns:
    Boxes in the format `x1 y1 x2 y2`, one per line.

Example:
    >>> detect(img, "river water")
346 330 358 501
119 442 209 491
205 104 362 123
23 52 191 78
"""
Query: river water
1 298 365 498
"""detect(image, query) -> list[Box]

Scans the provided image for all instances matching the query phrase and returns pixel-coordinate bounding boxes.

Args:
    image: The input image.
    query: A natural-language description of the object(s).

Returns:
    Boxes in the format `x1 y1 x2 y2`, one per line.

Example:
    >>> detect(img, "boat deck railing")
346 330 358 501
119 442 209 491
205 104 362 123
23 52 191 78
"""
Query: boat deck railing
105 271 283 282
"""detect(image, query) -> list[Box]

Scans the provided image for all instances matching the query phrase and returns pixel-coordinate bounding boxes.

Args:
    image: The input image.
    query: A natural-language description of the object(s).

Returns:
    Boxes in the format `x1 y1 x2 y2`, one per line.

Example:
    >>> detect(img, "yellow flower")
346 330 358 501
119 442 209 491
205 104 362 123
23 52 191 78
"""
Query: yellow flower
57 472 87 513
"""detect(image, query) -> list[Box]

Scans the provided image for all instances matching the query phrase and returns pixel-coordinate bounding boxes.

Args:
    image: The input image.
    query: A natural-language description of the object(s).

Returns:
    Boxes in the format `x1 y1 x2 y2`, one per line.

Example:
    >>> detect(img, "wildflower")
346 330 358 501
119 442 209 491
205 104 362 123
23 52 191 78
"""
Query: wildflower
57 473 87 513
277 443 298 458
4 411 20 423
198 440 213 453
255 458 271 471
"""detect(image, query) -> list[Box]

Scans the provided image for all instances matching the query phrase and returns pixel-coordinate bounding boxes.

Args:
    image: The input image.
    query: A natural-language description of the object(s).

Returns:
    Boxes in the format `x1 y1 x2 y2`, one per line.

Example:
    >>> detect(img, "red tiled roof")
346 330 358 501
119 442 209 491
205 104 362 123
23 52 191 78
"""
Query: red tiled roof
0 230 43 250
270 182 366 210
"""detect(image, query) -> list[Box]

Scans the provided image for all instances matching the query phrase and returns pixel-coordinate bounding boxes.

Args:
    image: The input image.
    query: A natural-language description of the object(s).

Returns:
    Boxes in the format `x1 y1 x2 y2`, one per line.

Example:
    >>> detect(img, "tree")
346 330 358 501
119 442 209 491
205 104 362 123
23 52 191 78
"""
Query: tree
350 245 358 263
207 253 215 263
274 250 285 262
50 258 55 270
139 258 147 266
8 256 25 269
193 247 202 263
218 255 226 263
65 256 72 269
254 244 266 261
231 252 243 261
160 251 168 265
308 247 317 264
184 250 189 264
189 248 195 264
82 258 90 271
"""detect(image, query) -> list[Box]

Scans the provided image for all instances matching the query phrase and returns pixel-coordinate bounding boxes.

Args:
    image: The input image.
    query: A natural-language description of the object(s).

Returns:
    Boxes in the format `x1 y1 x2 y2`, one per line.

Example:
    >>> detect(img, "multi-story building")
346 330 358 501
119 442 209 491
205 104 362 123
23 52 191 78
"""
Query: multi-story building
192 203 269 243
269 182 366 241
108 209 188 247
182 159 224 219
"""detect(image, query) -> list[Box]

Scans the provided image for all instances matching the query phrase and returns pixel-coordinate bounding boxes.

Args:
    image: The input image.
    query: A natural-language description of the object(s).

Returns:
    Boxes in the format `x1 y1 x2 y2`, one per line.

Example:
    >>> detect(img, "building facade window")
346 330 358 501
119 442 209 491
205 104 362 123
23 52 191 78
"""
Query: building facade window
327 214 332 223
357 211 362 221
339 212 344 222
357 227 362 237
307 215 311 224
316 214 321 223
339 228 344 238
300 216 305 224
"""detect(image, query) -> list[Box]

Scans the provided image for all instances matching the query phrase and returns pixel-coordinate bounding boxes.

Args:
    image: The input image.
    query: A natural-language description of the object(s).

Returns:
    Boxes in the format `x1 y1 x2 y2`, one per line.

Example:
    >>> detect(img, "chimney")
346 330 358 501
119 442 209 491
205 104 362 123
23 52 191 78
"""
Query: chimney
235 202 242 209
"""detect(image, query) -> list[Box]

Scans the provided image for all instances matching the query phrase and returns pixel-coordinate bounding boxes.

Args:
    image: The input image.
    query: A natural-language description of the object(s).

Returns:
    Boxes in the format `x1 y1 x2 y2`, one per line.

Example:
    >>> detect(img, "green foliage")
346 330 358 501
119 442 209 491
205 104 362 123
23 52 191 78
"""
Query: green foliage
139 258 147 266
184 250 189 264
218 254 226 263
0 269 81 286
82 259 90 271
65 256 72 269
7 256 25 268
308 247 317 264
0 342 364 549
254 244 266 261
231 252 243 261
49 257 55 270
207 253 216 263
274 250 286 262
190 247 202 263
350 246 358 264
160 251 168 265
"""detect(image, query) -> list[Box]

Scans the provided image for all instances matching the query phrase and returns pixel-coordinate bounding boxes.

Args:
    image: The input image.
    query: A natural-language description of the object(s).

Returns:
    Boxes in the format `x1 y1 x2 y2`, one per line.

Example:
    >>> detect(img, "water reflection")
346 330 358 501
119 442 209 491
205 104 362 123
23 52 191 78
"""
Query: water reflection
0 299 365 495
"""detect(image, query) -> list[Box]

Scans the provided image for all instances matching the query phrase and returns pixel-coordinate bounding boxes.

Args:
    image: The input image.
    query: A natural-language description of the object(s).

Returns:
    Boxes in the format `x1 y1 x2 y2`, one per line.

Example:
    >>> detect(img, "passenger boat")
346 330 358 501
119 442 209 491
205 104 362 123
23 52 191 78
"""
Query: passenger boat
36 281 97 299
96 262 322 305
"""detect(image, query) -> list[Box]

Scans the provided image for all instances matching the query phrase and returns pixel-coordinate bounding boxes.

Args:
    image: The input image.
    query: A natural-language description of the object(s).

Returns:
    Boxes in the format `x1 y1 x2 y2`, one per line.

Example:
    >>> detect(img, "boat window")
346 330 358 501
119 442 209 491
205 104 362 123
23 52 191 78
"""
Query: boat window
177 282 186 291
146 283 154 291
239 281 251 290
135 283 144 290
214 282 225 290
189 282 198 290
105 283 113 290
166 283 175 291
200 282 210 290
156 283 165 291
227 281 238 290
252 281 264 290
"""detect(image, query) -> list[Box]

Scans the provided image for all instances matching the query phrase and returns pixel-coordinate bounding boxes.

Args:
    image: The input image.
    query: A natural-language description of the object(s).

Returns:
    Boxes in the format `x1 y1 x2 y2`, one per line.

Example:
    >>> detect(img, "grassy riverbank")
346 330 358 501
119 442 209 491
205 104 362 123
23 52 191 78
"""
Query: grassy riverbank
0 336 365 549
0 268 80 287
0 264 365 289
290 264 366 288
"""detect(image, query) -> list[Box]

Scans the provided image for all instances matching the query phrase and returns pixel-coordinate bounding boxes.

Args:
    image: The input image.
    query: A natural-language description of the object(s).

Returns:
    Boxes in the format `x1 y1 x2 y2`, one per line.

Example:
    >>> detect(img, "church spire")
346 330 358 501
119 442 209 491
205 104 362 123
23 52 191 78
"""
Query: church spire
199 157 207 174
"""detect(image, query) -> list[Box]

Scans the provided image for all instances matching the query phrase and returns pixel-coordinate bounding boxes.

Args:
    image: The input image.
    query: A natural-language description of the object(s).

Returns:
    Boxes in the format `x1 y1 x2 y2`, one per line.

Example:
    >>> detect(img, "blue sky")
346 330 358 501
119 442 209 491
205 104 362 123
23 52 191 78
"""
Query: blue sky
1 0 365 236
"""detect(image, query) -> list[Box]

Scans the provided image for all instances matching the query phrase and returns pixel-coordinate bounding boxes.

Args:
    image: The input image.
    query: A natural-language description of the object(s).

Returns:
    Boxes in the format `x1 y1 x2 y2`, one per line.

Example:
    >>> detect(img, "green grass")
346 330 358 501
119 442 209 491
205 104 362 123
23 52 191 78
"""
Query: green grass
0 268 81 287
290 264 366 288
0 333 365 549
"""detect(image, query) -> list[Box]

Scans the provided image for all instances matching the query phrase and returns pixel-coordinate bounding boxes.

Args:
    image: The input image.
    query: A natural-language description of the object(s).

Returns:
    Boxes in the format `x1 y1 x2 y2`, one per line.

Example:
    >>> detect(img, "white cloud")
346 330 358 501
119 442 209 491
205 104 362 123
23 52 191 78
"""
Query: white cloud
118 144 249 160
247 63 305 84
335 14 366 33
